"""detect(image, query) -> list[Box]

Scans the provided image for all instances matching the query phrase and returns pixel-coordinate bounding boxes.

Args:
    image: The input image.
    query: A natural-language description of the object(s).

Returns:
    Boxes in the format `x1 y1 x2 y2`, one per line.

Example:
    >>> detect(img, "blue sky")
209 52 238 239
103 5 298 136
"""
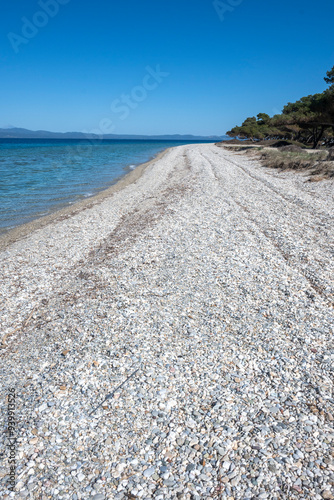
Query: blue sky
1 0 334 136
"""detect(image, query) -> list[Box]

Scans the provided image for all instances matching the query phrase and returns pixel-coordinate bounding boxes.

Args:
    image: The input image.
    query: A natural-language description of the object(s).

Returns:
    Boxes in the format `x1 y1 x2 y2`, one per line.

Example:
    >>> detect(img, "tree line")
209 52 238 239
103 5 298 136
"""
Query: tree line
227 67 334 148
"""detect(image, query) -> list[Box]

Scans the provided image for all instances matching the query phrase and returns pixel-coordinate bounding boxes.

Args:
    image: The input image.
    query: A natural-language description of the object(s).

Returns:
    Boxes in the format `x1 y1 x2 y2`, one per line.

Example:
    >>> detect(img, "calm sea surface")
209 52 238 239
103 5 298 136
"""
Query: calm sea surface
0 139 213 234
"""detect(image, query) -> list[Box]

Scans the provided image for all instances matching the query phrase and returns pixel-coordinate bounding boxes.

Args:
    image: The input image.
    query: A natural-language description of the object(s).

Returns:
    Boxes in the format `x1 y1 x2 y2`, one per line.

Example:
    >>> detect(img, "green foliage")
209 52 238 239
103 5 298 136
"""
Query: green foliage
242 117 257 126
257 113 271 125
324 66 334 85
227 66 334 148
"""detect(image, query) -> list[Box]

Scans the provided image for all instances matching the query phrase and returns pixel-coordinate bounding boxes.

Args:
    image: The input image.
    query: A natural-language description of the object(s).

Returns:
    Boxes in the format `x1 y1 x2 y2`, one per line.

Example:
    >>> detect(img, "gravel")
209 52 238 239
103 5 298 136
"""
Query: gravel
1 143 333 499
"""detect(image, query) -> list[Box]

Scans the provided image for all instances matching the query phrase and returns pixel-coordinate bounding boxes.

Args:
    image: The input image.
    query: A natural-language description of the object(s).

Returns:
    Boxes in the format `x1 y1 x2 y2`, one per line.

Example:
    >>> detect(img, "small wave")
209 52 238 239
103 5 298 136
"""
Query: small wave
123 164 137 173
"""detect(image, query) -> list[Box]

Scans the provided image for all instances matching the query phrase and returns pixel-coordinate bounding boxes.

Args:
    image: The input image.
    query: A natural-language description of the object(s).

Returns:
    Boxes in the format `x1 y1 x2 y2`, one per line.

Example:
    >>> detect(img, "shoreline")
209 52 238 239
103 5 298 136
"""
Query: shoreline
0 143 333 498
0 147 170 252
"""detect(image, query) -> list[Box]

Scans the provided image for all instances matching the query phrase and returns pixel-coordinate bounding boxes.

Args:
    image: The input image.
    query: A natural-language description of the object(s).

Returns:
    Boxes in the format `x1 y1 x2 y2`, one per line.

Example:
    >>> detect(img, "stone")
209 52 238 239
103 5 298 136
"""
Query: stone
143 467 155 478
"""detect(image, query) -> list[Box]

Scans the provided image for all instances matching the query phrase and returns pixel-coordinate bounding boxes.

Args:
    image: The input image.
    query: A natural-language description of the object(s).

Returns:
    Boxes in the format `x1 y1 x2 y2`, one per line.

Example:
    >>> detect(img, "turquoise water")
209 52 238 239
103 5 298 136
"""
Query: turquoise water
0 139 212 234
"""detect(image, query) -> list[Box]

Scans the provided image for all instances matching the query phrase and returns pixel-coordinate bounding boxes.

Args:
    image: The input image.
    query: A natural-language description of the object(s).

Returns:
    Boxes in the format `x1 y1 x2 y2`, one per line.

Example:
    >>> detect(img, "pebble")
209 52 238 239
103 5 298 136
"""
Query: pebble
1 144 333 499
322 492 334 500
143 467 155 478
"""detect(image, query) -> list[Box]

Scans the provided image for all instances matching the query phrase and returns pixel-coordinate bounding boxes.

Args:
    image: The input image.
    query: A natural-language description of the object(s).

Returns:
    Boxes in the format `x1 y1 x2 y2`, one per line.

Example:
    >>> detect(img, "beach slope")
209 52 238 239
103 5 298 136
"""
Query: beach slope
1 144 333 498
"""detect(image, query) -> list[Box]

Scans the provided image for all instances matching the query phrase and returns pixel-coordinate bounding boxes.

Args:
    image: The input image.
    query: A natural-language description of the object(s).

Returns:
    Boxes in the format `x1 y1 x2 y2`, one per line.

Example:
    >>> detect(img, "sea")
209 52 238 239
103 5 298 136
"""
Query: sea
0 139 215 235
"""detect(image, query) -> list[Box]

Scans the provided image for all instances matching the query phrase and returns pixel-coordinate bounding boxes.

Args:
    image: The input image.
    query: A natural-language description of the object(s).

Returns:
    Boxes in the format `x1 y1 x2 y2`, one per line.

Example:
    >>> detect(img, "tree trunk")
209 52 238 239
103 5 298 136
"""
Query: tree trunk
313 125 326 149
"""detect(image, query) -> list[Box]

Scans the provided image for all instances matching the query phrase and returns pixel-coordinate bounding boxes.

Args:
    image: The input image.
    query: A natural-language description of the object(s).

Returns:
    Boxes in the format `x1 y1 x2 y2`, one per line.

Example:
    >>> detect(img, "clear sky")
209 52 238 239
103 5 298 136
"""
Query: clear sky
1 0 334 136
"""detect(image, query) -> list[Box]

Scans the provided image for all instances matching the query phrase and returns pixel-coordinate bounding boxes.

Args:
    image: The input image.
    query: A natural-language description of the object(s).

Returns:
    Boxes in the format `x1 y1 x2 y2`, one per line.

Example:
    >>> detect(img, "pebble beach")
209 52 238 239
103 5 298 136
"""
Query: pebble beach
1 143 333 499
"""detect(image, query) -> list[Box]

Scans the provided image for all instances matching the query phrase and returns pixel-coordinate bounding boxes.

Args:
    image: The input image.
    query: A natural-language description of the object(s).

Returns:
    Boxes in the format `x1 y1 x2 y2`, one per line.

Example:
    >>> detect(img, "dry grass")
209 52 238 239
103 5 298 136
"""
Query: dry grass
258 150 334 180
219 145 334 181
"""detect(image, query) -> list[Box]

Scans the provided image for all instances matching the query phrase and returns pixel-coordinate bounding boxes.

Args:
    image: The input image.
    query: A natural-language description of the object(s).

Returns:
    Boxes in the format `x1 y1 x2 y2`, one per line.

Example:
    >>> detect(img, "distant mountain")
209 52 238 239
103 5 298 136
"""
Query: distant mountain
0 127 229 141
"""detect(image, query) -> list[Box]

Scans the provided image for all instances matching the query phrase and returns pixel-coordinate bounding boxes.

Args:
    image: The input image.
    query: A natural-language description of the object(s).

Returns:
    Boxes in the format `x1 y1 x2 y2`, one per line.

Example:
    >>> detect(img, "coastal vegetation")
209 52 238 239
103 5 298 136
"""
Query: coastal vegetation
218 140 334 180
227 66 334 149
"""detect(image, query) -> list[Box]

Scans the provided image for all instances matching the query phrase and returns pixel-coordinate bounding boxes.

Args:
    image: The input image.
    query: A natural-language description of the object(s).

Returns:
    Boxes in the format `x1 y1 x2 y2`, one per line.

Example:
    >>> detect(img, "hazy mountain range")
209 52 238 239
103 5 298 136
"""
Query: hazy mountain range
0 127 229 141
